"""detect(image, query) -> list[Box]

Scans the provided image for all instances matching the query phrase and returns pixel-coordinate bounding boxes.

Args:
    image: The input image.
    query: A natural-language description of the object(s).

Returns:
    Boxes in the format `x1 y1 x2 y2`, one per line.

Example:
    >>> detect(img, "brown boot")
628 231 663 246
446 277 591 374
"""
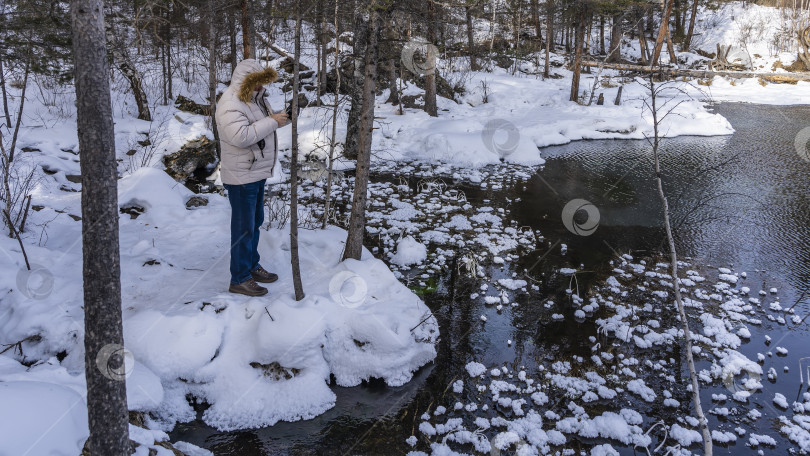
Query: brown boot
229 278 268 297
251 266 279 284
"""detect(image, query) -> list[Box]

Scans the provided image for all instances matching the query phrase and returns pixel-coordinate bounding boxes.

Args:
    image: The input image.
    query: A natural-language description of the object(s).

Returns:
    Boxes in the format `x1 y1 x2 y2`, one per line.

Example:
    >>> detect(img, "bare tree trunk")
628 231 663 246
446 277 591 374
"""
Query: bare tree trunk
599 15 605 54
651 0 675 66
208 0 221 159
570 8 585 102
647 74 712 456
70 0 130 453
6 57 28 165
465 4 478 70
343 7 378 261
289 8 304 300
0 7 9 129
666 26 678 64
544 0 553 78
607 13 622 62
489 0 496 55
317 0 329 96
1 57 29 237
584 13 591 56
322 0 341 230
531 0 542 45
684 0 699 50
673 0 684 39
344 2 368 160
424 0 438 117
1 56 11 128
229 8 237 75
161 39 167 105
638 19 650 64
166 2 173 100
241 0 255 59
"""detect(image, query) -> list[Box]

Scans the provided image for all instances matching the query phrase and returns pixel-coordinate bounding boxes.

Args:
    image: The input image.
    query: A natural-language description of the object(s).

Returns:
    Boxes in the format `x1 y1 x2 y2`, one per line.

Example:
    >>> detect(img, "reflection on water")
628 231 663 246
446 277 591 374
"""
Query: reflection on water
171 104 810 455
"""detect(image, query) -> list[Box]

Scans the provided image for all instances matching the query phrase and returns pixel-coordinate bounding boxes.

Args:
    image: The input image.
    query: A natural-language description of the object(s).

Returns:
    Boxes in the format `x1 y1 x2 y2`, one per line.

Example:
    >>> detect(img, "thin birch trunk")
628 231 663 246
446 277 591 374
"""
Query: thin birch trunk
648 75 713 456
322 0 341 230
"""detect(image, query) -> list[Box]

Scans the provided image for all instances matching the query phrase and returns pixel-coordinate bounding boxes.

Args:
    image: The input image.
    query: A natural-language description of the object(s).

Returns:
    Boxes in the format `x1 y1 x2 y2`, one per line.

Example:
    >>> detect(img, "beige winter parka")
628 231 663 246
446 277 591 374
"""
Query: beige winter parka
216 59 281 185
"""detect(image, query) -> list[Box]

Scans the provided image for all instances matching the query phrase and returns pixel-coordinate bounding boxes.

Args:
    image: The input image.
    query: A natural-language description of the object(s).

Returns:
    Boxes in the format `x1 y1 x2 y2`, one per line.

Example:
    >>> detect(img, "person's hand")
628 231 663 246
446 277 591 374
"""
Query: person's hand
271 112 289 127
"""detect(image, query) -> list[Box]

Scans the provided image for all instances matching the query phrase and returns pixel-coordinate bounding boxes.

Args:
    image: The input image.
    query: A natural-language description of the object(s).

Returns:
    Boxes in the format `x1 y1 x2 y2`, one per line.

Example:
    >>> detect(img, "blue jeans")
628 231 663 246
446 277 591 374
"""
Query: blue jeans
224 179 266 285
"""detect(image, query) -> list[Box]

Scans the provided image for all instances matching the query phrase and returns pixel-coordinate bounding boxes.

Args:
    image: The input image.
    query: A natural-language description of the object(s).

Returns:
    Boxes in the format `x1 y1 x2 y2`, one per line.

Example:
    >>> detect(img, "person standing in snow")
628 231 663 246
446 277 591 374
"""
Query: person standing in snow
216 58 289 296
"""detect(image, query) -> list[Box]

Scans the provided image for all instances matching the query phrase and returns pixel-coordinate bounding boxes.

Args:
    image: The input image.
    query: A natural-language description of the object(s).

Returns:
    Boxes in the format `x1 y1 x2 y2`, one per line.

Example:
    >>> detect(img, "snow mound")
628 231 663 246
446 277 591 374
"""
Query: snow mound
391 236 428 267
127 224 439 431
0 381 89 456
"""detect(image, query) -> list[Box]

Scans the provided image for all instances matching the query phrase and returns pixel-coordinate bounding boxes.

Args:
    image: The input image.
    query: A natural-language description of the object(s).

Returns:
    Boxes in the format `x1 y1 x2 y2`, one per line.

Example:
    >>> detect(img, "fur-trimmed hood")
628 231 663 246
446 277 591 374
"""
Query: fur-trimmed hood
230 58 278 103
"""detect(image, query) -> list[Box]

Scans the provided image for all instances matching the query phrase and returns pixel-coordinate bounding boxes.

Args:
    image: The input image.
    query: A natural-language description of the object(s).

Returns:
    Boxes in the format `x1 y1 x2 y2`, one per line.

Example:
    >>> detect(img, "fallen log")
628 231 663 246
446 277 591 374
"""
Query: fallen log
580 60 810 83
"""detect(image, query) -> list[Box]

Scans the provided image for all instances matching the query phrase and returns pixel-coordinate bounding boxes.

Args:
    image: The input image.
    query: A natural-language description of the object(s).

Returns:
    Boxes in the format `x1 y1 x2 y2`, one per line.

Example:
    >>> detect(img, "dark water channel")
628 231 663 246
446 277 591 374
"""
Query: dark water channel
171 103 810 455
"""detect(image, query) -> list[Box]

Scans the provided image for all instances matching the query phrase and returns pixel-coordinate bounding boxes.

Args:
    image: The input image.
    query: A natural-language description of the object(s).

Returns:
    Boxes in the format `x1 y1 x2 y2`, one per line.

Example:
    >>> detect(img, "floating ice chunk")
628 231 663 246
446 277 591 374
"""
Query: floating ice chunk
670 424 703 447
590 444 620 456
749 433 777 447
712 430 738 443
774 393 789 409
627 379 656 402
465 362 486 378
498 278 527 290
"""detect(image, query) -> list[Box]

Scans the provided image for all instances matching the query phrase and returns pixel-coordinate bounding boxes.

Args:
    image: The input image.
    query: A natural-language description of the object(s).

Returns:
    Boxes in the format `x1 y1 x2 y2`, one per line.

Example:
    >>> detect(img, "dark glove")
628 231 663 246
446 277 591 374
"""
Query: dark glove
257 139 265 151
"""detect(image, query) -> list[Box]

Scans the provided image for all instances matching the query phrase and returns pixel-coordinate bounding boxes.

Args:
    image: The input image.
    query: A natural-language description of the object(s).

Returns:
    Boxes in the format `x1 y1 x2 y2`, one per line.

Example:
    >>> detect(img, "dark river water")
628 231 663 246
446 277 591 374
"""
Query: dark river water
171 103 810 455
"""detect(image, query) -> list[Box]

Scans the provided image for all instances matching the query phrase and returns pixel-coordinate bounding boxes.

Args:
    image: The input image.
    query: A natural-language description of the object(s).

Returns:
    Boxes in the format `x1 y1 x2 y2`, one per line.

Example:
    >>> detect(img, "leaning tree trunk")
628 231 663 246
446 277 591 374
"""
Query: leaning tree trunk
343 8 379 261
344 5 369 160
651 0 675 66
289 7 305 300
107 36 151 121
70 0 130 453
638 19 650 65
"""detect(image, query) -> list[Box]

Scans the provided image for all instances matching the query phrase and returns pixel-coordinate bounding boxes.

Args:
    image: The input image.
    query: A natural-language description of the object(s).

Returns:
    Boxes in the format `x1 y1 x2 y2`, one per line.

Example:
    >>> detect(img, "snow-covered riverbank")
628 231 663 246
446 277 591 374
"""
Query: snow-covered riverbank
0 167 438 454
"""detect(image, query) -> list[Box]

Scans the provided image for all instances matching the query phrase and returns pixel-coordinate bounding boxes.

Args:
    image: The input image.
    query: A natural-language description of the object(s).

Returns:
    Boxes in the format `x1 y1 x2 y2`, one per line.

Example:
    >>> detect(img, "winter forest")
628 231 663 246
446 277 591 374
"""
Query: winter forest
2 0 810 454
